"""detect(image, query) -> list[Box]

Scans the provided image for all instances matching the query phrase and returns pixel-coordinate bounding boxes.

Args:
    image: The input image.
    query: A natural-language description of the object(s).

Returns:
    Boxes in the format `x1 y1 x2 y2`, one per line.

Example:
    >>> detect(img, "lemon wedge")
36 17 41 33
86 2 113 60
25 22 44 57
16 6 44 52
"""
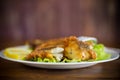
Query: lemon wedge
3 48 32 60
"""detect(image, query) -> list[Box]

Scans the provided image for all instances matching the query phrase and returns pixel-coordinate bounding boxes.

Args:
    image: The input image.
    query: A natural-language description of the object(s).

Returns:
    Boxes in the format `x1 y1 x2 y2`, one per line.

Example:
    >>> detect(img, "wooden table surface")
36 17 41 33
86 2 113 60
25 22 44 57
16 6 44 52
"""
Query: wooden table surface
0 56 120 80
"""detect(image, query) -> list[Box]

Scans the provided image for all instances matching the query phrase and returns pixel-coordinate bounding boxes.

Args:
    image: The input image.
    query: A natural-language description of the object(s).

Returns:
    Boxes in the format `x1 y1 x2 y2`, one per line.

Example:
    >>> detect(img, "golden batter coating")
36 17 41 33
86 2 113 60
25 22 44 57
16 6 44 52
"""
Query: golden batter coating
26 36 96 61
64 36 96 60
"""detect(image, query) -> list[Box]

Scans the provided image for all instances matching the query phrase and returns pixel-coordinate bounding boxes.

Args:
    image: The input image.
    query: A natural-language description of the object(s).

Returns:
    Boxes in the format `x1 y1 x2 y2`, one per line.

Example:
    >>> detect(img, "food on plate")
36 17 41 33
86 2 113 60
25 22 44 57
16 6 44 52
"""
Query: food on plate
24 36 111 62
3 36 111 63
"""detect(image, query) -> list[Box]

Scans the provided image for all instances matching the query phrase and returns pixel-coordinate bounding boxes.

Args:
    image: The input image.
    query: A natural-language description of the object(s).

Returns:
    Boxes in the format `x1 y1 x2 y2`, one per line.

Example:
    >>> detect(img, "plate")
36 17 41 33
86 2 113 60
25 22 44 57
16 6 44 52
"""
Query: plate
0 46 119 69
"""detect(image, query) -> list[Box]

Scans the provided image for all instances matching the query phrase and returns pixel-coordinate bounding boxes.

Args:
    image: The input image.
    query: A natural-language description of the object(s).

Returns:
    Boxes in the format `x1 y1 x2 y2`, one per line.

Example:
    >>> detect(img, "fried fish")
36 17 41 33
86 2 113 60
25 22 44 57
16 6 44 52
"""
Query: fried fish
26 36 96 62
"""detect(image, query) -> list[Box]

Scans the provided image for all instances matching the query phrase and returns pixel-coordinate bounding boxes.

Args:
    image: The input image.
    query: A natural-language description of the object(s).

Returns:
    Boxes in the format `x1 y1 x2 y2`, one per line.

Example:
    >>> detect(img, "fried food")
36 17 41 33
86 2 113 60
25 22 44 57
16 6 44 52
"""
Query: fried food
64 36 96 60
26 36 96 61
26 37 66 60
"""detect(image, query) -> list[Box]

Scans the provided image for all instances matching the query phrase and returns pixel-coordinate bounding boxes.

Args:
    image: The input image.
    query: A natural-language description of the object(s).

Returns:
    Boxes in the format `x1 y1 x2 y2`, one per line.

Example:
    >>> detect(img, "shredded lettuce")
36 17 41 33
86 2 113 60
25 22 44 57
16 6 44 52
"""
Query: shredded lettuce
43 58 56 62
93 44 111 60
29 57 57 62
61 58 81 63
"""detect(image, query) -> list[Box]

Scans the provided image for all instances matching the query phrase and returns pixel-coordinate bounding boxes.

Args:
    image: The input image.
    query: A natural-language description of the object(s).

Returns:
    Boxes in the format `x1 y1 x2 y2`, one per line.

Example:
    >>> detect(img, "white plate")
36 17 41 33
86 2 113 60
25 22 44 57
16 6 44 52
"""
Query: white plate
0 46 119 69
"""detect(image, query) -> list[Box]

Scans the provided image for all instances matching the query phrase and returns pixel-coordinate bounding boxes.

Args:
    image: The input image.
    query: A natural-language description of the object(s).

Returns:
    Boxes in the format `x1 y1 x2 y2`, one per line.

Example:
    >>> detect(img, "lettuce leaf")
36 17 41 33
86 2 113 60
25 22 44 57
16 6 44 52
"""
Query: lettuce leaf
61 58 81 63
28 57 57 62
93 44 111 60
43 58 56 62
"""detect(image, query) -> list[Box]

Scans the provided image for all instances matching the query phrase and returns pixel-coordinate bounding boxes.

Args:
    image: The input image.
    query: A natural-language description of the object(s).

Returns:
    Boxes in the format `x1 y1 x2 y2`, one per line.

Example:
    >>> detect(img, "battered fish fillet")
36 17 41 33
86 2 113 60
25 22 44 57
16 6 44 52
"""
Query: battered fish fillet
64 36 96 60
26 37 66 60
26 36 96 61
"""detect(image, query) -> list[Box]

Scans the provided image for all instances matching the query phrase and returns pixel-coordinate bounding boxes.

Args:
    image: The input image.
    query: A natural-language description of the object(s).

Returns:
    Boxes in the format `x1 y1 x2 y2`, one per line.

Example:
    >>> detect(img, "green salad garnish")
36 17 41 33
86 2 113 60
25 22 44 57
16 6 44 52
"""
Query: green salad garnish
93 44 111 61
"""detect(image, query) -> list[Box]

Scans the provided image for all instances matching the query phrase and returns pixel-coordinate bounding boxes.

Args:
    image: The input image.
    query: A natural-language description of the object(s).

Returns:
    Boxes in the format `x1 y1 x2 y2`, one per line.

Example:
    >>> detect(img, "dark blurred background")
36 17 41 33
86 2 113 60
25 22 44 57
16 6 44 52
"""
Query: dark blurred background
0 0 120 49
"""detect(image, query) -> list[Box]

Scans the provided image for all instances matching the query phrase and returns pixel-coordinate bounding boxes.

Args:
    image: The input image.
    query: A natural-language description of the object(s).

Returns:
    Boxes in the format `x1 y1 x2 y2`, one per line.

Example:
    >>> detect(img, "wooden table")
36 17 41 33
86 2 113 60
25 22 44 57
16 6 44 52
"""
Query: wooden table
0 57 120 80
